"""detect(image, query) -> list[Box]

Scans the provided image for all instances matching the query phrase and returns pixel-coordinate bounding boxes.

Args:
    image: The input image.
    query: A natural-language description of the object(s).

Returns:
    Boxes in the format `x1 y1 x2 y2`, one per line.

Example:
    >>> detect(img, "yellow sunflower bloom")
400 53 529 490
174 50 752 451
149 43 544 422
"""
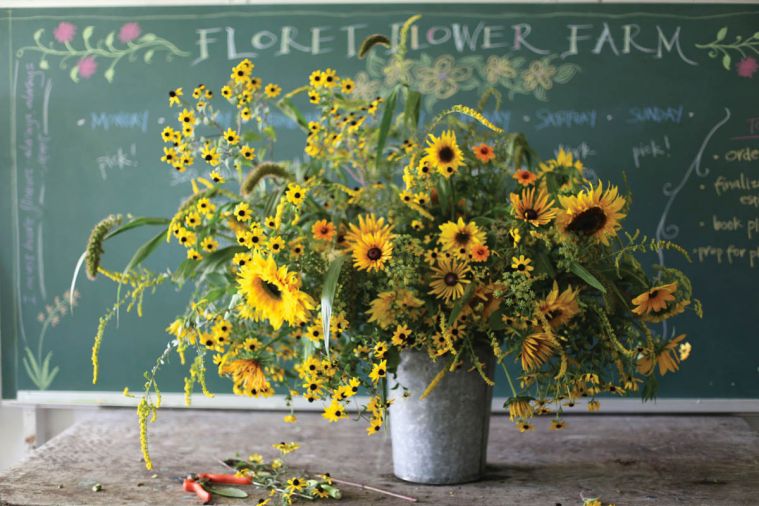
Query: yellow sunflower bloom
220 359 269 397
423 130 464 178
510 187 557 226
236 255 315 329
631 282 677 315
438 217 486 258
521 332 558 371
556 182 626 245
537 281 580 329
351 231 393 272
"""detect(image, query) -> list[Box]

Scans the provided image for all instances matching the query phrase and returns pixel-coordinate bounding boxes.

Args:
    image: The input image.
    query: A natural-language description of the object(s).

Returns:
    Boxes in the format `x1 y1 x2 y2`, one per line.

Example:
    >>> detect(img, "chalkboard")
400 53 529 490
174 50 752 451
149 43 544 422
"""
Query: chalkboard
2 4 759 401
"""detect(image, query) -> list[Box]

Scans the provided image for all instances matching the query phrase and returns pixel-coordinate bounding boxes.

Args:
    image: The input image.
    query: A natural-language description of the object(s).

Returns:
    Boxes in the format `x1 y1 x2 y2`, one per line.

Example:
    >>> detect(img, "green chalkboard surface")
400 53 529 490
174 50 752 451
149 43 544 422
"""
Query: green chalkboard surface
2 4 758 400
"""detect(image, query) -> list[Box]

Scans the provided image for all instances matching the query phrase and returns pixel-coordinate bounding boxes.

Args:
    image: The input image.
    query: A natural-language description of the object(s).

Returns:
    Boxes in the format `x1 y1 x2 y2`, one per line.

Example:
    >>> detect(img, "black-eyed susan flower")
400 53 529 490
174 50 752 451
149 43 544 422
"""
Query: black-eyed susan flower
472 143 495 163
351 231 393 272
510 187 557 226
373 341 388 359
210 170 224 184
309 70 324 88
506 396 533 421
513 168 537 186
556 182 626 245
283 414 296 424
285 184 307 207
201 144 220 166
161 147 177 165
322 400 347 422
470 243 490 262
511 255 534 275
236 254 315 329
178 108 195 126
264 83 281 98
438 217 486 258
223 128 240 145
341 78 354 94
192 84 205 99
236 230 253 248
273 441 300 454
161 126 177 142
537 281 580 329
517 422 534 432
631 282 677 315
423 130 464 178
549 419 567 430
637 334 687 376
240 107 252 122
168 88 183 107
368 360 387 383
233 202 252 222
201 236 218 253
309 90 321 104
311 219 335 241
187 249 202 261
429 257 471 302
289 240 304 258
268 236 284 254
322 68 338 87
232 252 252 268
391 324 412 348
239 145 255 160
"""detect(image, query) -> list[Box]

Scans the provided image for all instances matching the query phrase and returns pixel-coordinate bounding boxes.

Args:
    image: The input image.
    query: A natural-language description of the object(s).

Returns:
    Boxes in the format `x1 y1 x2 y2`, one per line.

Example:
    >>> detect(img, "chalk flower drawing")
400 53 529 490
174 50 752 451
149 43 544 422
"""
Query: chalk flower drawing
736 56 758 78
22 289 79 390
362 51 580 110
695 27 759 75
16 21 189 83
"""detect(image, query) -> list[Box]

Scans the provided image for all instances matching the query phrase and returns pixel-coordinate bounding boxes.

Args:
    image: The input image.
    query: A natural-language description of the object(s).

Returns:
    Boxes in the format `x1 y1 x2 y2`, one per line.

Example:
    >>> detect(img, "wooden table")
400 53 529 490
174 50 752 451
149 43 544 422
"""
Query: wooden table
1 409 758 505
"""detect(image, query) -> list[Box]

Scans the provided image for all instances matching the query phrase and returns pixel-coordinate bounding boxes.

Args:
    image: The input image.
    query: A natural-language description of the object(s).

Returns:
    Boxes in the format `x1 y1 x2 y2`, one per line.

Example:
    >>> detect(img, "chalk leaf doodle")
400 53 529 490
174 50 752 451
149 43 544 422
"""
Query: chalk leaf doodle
695 27 759 78
16 21 190 83
361 51 580 109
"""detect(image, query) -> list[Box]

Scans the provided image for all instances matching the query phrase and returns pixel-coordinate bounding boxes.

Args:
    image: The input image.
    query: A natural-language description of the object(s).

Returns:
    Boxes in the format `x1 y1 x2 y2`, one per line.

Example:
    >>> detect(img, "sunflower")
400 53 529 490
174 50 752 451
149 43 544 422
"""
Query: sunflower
513 169 537 186
510 187 557 226
220 359 270 397
520 332 558 371
637 334 687 376
237 255 315 329
429 257 472 302
631 282 677 315
506 396 533 421
472 143 495 163
423 130 464 178
345 214 392 245
537 281 580 329
367 289 425 329
556 182 626 245
438 218 486 258
351 231 393 272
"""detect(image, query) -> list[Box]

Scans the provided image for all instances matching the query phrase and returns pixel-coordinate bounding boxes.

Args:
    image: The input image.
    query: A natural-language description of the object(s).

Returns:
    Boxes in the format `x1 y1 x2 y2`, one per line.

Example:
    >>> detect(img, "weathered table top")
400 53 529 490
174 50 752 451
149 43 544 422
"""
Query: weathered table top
1 409 758 505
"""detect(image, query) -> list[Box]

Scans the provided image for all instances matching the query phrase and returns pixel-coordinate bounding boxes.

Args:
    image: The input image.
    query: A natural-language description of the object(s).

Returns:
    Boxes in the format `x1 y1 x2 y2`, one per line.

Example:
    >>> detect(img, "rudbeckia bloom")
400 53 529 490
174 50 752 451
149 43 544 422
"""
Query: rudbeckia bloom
438 218 486 258
351 231 393 272
631 282 677 315
220 358 269 397
510 187 557 226
472 143 495 163
423 130 464 178
237 255 315 329
513 168 537 186
556 182 626 245
520 332 558 371
429 257 471 302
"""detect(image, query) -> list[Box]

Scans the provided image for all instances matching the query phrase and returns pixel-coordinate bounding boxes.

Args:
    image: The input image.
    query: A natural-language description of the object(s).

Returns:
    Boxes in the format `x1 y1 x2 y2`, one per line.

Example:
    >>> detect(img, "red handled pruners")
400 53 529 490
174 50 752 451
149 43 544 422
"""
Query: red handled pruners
182 473 252 504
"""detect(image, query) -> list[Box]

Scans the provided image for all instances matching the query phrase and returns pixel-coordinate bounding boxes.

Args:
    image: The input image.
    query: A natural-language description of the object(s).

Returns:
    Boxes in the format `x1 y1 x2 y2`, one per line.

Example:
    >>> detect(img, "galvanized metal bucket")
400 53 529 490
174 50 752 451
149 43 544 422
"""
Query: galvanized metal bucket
388 347 495 485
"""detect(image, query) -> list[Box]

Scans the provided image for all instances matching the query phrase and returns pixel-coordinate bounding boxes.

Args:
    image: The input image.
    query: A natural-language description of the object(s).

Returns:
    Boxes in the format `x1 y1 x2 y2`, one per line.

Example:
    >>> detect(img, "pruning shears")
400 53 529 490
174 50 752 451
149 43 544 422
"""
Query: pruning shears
181 472 252 504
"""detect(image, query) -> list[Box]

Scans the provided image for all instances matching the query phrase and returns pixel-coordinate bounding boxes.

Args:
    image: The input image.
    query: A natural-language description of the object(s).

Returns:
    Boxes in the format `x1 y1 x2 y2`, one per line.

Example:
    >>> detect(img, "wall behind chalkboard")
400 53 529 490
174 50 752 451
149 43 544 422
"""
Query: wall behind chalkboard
2 4 758 400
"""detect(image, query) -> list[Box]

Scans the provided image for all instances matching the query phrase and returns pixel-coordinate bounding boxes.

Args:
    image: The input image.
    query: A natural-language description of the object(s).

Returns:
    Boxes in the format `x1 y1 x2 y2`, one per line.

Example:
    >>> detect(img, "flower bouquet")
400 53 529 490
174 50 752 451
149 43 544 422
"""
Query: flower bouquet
79 19 698 489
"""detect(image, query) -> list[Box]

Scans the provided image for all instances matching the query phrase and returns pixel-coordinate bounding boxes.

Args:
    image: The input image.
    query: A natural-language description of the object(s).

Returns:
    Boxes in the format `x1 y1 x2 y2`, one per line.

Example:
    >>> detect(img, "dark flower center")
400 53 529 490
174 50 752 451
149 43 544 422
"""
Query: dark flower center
649 290 659 299
367 247 383 261
261 279 282 299
444 272 458 286
517 264 526 271
455 231 471 245
524 209 539 220
566 206 607 235
438 146 455 163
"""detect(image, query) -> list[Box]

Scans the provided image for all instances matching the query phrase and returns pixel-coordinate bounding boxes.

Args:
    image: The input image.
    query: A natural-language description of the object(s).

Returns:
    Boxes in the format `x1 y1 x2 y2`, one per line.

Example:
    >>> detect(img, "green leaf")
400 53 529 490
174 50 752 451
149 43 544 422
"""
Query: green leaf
715 26 728 42
205 486 248 499
321 254 347 357
403 89 421 131
448 282 476 327
122 228 168 274
105 217 171 240
104 31 115 48
276 97 308 132
374 85 399 170
722 53 731 71
569 262 606 294
358 34 391 59
82 26 94 44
